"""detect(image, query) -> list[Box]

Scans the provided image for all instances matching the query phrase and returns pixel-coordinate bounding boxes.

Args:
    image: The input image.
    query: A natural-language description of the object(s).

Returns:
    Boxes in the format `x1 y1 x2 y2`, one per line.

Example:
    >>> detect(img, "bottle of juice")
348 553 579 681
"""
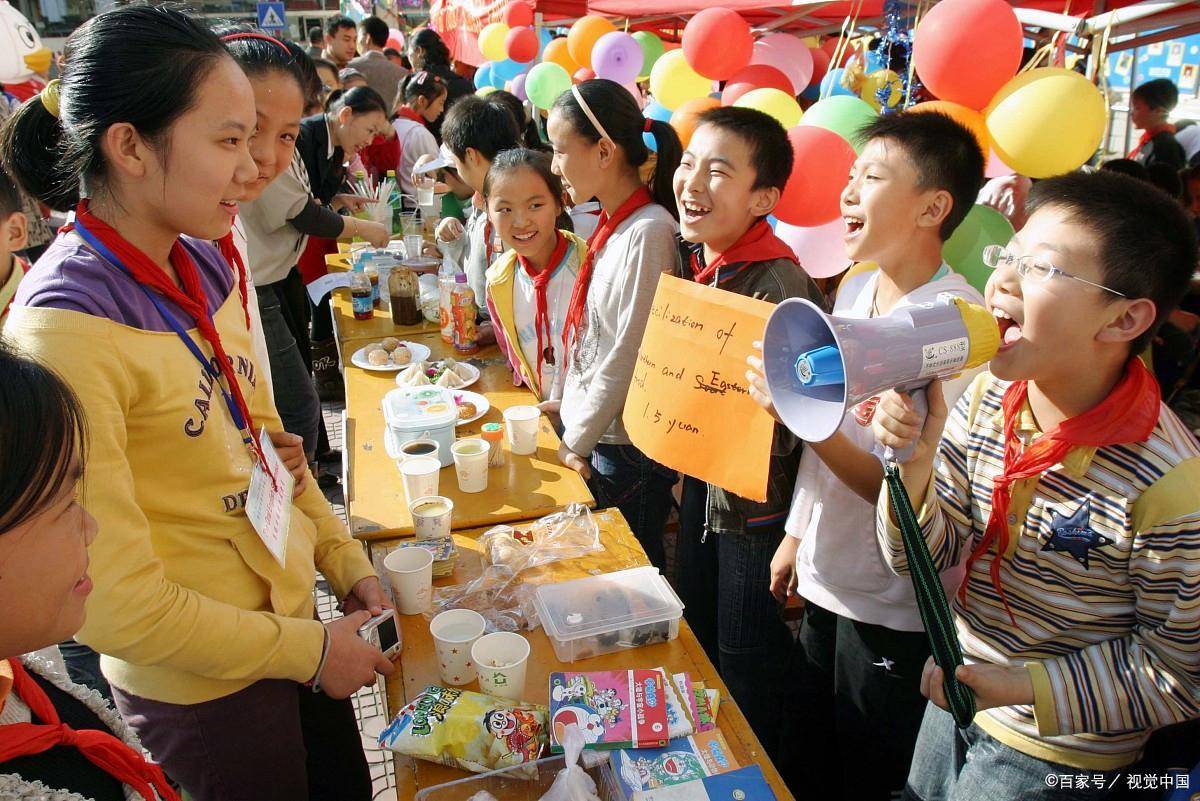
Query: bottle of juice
438 252 460 344
451 274 479 355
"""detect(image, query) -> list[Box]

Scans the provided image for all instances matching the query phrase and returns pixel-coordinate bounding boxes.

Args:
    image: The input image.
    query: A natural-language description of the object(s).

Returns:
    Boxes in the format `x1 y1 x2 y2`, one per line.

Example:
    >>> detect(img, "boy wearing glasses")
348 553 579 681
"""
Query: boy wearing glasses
874 170 1200 800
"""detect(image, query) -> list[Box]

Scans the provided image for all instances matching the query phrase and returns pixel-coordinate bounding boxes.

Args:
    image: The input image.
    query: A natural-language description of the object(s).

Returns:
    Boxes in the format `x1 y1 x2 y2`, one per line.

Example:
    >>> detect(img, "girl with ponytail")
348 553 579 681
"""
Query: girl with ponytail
546 78 682 568
1 8 391 800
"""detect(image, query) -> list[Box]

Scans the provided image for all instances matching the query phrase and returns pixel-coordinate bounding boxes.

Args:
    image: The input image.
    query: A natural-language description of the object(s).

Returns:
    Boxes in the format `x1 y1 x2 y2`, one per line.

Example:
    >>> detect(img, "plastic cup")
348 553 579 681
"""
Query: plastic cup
451 438 490 493
403 234 424 260
415 175 436 207
471 631 530 701
399 438 440 464
429 608 486 685
383 547 433 615
399 456 440 501
410 495 454 540
503 406 540 455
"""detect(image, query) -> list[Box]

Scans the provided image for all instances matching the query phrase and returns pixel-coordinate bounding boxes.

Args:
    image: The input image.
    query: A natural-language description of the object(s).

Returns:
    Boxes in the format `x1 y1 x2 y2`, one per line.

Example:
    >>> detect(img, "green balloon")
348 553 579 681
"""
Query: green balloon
942 204 1015 294
633 31 664 79
798 96 878 154
526 62 572 110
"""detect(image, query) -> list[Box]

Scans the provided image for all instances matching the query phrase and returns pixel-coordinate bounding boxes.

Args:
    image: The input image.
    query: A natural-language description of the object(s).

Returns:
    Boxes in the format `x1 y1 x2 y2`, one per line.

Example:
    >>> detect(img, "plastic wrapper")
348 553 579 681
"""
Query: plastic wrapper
481 504 602 574
379 686 549 774
428 564 540 631
541 724 603 801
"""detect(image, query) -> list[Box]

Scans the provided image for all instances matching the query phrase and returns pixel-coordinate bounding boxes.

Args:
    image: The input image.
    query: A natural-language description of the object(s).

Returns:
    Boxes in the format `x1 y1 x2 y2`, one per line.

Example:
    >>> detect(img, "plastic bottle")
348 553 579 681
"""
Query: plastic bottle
451 273 479 355
438 251 460 344
387 169 402 236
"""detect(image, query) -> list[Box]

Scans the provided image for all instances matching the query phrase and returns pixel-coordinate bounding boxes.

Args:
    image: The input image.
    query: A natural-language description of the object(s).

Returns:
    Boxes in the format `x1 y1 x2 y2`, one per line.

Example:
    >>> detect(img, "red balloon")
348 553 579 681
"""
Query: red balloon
721 64 794 107
913 0 1022 110
503 0 534 27
821 36 858 68
682 8 753 80
573 67 596 83
506 25 540 63
776 126 857 227
808 47 831 88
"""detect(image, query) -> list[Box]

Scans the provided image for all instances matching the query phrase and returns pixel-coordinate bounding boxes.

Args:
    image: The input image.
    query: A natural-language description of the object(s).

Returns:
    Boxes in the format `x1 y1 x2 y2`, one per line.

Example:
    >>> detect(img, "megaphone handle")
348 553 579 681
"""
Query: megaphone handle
875 385 930 465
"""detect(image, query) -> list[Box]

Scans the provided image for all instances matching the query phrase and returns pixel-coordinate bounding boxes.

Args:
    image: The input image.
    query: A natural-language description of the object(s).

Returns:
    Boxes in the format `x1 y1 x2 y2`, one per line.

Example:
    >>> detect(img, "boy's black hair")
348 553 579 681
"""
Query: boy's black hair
325 14 355 37
1100 158 1150 181
1027 170 1198 355
693 106 792 192
308 26 323 46
1132 78 1179 112
857 111 985 240
442 94 520 162
383 47 402 58
1145 161 1183 199
359 16 390 48
0 168 21 218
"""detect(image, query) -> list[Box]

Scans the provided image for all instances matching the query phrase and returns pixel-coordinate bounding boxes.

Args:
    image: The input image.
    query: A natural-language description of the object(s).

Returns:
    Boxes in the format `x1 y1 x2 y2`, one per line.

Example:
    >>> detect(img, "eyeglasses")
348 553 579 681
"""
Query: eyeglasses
981 245 1127 297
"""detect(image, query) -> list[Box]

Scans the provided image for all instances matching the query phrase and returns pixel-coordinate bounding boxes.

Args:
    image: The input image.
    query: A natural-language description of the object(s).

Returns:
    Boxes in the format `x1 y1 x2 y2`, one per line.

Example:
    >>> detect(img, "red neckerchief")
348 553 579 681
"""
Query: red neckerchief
0 254 29 321
961 358 1161 623
688 219 797 285
395 107 427 126
516 231 569 392
0 661 180 801
73 201 272 477
215 231 251 329
1128 123 1177 159
562 186 653 353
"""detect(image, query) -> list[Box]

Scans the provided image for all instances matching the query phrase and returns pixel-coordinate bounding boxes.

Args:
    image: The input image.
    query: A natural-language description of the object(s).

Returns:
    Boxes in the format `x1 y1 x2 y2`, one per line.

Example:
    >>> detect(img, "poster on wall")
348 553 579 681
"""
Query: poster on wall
1168 42 1186 67
1115 52 1134 77
1182 63 1199 93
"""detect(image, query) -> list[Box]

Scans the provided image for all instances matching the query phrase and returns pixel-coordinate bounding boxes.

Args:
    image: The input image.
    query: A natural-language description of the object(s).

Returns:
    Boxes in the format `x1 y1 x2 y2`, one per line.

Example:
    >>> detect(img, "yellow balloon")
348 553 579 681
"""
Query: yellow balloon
859 69 902 111
477 86 498 97
985 67 1105 179
649 49 711 111
801 36 820 48
734 88 803 129
478 22 510 63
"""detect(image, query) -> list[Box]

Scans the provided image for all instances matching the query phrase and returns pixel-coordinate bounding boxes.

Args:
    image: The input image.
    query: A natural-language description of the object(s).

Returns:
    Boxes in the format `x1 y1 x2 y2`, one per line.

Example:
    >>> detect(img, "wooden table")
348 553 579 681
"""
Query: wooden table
371 509 794 801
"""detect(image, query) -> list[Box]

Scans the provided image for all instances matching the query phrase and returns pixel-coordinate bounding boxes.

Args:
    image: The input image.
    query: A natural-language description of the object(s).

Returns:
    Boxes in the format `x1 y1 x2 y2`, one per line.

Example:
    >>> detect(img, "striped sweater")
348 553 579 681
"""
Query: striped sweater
877 371 1200 770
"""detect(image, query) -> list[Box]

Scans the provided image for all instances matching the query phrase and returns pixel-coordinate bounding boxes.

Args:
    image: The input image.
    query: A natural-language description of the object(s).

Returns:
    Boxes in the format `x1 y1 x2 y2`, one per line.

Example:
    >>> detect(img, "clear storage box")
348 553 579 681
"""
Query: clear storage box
414 752 617 801
532 567 684 663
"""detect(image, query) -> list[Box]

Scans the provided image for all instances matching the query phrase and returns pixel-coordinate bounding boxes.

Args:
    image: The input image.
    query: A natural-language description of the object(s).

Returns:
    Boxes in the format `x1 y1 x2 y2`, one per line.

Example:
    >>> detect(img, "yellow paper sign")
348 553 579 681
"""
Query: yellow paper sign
623 274 775 502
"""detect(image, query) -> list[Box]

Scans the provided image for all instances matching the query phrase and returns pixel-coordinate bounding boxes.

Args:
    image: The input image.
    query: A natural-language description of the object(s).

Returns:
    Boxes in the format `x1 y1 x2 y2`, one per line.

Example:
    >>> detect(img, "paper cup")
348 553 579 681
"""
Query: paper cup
410 495 453 540
384 547 433 615
451 438 490 493
471 632 530 701
503 406 540 455
399 438 440 464
399 456 440 501
429 608 486 685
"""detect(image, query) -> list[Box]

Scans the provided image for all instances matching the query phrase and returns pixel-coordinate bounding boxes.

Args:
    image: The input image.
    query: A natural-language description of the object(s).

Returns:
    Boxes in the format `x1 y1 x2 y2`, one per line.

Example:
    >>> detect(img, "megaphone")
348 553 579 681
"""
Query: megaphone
762 294 999 444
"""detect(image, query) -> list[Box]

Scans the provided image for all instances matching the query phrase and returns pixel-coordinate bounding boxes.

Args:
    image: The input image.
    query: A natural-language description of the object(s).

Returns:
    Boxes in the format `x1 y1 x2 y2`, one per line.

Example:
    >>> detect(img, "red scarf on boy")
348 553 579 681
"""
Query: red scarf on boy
960 358 1161 623
517 231 570 392
1128 123 1176 159
689 218 797 285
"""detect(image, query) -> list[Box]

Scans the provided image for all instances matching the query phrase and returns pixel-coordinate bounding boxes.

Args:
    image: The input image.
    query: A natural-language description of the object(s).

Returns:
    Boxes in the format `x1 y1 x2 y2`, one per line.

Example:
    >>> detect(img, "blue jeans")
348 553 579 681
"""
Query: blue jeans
58 639 113 702
587 443 676 570
904 702 1121 801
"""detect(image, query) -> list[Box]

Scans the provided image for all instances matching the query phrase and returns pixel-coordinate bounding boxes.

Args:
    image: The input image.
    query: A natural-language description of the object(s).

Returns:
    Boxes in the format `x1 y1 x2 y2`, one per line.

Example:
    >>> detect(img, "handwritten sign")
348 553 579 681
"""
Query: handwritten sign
623 274 775 502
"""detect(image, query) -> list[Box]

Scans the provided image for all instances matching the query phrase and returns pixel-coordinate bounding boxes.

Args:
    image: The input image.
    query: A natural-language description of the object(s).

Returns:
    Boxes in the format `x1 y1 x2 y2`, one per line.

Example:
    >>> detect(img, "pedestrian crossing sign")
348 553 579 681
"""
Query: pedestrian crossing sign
257 2 286 32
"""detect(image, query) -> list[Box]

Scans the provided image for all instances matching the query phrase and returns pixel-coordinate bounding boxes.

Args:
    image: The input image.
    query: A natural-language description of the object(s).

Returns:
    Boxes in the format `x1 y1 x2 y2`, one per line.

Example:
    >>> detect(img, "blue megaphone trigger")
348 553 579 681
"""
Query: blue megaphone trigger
794 344 845 388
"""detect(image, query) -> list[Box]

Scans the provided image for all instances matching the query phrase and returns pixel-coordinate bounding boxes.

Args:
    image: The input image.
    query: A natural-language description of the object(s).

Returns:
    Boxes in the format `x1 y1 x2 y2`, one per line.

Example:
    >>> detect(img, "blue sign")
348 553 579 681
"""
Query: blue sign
257 1 286 32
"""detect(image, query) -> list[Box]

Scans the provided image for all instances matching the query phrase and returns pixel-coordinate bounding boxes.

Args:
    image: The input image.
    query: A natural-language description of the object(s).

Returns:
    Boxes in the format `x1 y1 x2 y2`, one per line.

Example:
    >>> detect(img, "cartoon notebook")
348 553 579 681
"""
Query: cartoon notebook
548 669 670 751
613 729 741 800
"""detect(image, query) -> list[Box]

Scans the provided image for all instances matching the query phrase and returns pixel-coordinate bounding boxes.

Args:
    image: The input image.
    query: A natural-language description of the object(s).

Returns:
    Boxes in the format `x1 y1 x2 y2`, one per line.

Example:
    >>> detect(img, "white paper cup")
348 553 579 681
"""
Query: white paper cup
399 456 440 501
502 406 540 455
398 438 440 464
471 631 530 701
410 495 454 540
429 608 486 685
451 438 490 493
383 547 433 615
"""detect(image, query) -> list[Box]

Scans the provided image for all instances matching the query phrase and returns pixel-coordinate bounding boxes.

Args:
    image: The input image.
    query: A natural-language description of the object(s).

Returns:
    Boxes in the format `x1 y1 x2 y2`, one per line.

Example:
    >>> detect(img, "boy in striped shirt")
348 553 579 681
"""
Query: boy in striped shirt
874 170 1200 800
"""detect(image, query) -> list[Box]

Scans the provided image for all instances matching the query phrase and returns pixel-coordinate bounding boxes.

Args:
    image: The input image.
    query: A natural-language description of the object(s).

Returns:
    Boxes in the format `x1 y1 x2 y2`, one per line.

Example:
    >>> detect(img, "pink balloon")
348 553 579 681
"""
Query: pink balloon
387 28 405 52
750 33 814 94
985 147 1015 178
622 81 645 109
775 218 851 279
511 72 528 103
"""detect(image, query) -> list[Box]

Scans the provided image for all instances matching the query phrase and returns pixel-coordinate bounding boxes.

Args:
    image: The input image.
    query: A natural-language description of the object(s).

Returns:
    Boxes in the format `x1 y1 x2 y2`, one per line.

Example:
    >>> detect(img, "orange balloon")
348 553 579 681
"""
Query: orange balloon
909 100 990 157
543 37 580 75
567 15 617 69
670 97 720 147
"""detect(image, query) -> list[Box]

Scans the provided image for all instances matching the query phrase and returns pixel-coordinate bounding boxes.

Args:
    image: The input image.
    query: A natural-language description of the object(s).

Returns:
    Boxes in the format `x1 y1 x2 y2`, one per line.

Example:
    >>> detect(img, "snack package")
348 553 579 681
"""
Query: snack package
378 686 549 774
428 564 539 631
480 504 602 574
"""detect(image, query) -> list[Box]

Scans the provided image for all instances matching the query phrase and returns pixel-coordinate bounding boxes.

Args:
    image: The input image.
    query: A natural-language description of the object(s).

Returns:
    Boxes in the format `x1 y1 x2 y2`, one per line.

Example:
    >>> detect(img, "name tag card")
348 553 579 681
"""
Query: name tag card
246 427 295 567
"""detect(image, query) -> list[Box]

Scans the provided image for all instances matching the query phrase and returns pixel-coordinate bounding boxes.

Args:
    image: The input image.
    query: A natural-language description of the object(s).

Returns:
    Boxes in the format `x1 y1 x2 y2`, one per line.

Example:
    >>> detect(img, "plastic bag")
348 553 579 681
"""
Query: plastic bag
481 504 602 574
427 564 540 631
539 724 602 801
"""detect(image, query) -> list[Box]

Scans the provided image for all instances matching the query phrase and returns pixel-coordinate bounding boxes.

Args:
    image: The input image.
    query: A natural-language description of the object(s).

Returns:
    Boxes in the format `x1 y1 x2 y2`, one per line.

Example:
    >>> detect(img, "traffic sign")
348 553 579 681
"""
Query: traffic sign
257 1 286 32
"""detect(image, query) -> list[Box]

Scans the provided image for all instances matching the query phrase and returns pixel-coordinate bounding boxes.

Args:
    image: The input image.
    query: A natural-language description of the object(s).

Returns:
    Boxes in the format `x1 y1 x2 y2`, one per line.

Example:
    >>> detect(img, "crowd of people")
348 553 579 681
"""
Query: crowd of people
0 6 1197 801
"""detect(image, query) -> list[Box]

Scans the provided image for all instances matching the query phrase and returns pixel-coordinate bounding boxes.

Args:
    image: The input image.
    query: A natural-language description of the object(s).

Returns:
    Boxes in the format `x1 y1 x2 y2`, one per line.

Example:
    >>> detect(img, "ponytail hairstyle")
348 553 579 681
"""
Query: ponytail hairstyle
398 69 447 112
551 78 681 219
409 27 452 69
328 85 389 118
0 5 229 212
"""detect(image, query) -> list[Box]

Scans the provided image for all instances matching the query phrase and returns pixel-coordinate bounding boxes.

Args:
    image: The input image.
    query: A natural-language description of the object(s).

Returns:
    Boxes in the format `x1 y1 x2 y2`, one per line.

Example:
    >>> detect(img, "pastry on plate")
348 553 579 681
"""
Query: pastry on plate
392 346 412 365
381 337 400 352
367 348 390 366
435 370 464 388
457 401 477 420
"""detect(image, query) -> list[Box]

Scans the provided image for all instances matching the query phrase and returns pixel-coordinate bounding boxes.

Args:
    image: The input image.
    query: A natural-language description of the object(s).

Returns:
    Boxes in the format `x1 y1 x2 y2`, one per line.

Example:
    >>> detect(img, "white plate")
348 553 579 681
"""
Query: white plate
395 360 480 389
350 342 432 372
450 390 490 427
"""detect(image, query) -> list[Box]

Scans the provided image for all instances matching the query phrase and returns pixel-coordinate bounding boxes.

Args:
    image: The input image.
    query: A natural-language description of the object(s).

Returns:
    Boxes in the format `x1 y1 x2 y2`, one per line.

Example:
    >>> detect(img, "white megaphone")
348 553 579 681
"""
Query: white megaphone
762 293 999 454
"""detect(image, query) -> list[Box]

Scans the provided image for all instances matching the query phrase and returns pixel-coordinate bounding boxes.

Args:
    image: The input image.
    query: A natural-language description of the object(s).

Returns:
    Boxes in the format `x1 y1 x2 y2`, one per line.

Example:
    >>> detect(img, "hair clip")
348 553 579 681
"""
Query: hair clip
643 117 652 133
40 79 60 119
221 31 291 55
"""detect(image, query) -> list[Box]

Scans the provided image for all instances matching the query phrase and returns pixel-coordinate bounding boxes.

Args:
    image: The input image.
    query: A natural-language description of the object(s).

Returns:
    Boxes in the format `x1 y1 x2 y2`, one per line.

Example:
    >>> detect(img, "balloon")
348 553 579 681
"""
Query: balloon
526 62 573 109
721 64 794 107
643 100 672 152
387 28 405 52
543 38 580 74
798 95 877 153
985 147 1014 178
859 69 903 112
633 31 665 80
493 58 528 82
649 49 710 111
942 204 1014 293
734 88 802 129
682 8 753 80
592 31 643 85
775 218 852 279
504 0 534 27
505 25 539 63
479 22 511 64
819 68 855 98
474 62 496 90
913 0 1022 110
808 46 830 88
538 28 554 58
511 72 529 103
573 67 595 83
775 126 857 227
910 100 989 157
622 81 645 109
749 33 814 93
985 67 1106 179
821 36 859 68
477 86 498 97
567 15 616 70
670 97 720 147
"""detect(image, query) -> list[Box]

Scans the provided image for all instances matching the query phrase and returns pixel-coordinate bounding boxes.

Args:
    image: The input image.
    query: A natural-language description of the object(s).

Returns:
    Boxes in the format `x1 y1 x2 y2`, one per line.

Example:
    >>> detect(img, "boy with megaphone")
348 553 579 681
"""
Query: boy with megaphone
746 110 988 800
873 171 1200 800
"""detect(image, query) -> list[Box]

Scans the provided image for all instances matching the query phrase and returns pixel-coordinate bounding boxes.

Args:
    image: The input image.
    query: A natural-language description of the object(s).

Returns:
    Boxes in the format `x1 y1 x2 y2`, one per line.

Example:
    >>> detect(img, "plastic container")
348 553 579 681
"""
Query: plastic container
481 422 505 467
413 751 618 801
533 567 685 663
451 274 479 355
383 387 458 468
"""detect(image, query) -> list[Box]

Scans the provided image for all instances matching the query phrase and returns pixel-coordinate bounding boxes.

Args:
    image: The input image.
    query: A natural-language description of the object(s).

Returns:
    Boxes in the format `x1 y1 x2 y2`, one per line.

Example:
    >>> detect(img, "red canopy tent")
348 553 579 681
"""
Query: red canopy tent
428 0 588 65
